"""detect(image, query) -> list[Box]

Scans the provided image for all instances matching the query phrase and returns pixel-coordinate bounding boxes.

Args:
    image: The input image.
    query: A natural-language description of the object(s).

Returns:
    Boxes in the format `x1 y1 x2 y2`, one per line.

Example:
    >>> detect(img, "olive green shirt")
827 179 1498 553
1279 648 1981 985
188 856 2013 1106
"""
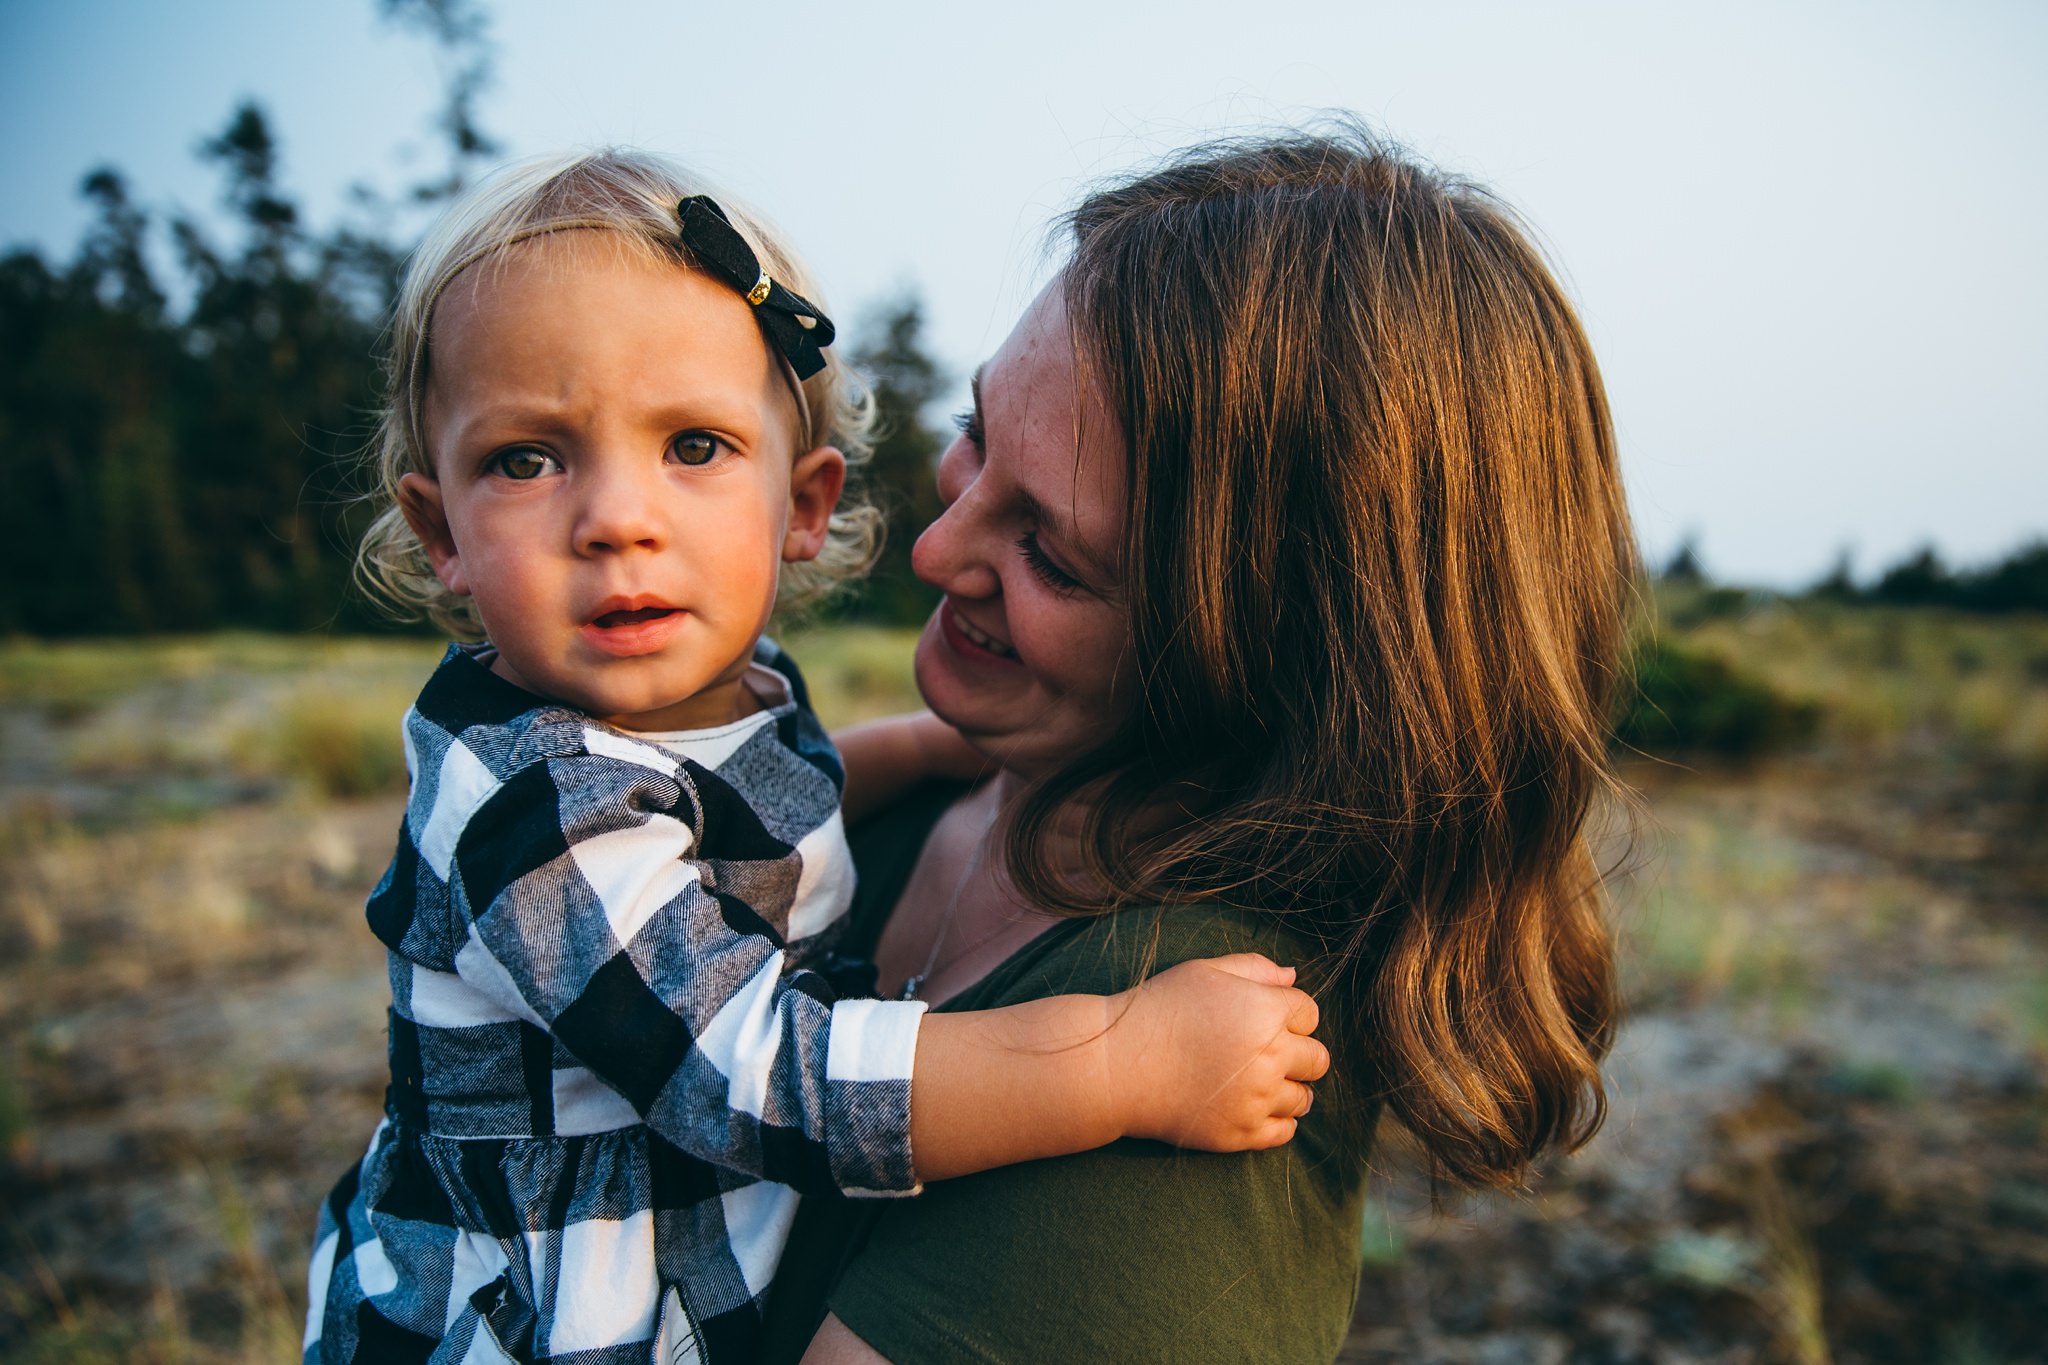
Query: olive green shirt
758 785 1370 1364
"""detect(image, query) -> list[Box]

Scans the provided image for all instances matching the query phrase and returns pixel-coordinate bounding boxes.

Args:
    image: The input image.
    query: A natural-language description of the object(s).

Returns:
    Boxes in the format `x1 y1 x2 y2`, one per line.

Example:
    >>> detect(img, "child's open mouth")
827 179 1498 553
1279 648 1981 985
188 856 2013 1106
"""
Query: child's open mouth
581 601 686 657
594 606 678 629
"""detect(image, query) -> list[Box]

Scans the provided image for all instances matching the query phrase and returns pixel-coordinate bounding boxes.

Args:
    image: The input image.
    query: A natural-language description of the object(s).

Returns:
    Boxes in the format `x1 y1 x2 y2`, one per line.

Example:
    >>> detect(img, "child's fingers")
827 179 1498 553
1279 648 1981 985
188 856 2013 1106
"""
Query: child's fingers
1280 1033 1331 1083
1249 1116 1299 1150
1194 1091 1313 1151
1282 1080 1315 1119
1283 986 1320 1038
1197 952 1295 987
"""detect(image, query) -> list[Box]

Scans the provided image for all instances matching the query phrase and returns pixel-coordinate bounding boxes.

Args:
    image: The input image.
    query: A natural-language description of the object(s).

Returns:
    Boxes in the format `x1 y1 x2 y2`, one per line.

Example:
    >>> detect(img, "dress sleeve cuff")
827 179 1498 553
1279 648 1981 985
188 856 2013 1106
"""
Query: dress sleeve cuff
823 997 928 1197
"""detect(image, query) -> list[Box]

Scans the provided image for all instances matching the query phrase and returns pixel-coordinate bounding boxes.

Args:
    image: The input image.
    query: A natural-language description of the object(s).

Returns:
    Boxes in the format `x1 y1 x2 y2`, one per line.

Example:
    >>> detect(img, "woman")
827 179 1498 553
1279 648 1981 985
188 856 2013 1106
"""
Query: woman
764 124 1637 1363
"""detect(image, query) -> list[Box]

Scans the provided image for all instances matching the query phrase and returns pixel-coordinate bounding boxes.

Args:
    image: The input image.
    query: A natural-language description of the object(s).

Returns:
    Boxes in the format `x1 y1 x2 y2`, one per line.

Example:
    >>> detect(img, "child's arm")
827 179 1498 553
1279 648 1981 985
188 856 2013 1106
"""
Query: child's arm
835 711 990 826
437 739 930 1198
439 733 1316 1198
908 953 1328 1181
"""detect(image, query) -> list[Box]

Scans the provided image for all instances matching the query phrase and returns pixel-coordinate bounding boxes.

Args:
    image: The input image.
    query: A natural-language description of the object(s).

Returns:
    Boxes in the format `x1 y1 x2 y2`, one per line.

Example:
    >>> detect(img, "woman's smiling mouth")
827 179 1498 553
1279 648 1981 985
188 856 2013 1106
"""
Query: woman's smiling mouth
940 599 1018 661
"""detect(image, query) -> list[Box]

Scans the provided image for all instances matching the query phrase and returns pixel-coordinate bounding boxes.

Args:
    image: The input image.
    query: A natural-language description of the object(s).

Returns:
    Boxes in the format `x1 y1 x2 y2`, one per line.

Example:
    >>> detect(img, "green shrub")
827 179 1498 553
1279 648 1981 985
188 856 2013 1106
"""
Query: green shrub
1660 583 1756 630
271 691 408 798
1616 636 1820 759
777 625 924 726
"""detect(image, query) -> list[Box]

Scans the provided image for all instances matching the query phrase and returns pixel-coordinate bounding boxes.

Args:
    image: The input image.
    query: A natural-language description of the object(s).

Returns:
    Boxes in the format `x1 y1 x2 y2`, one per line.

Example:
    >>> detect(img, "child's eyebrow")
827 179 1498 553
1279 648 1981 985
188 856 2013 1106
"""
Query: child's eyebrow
458 402 558 429
447 395 765 442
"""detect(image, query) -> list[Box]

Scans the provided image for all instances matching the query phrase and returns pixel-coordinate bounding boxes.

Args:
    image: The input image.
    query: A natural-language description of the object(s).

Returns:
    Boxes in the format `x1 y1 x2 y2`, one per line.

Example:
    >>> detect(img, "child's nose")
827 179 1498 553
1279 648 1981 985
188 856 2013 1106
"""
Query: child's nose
574 465 667 555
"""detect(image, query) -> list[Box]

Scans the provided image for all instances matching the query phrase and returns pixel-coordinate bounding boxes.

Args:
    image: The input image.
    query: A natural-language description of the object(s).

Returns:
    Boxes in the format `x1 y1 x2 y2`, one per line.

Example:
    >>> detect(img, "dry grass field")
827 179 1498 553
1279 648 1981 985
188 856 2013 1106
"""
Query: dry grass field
1 606 2044 1363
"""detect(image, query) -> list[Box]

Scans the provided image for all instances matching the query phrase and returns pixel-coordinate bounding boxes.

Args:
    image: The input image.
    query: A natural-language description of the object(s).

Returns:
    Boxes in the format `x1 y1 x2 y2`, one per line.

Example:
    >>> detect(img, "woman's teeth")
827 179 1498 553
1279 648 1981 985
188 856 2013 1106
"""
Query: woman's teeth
956 613 1015 658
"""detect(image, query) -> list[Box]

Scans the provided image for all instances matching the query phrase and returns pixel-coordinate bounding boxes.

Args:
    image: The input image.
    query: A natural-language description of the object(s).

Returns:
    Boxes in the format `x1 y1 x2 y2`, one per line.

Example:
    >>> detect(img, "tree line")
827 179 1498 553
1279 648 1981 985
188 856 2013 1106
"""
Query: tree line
1807 543 2048 614
1 0 2037 637
0 116 950 637
0 108 393 635
1661 538 2048 613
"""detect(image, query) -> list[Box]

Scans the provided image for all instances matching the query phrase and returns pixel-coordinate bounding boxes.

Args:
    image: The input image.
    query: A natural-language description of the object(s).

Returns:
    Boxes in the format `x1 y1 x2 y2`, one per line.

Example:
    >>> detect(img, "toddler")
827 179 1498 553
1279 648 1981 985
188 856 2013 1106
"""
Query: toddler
305 150 1326 1365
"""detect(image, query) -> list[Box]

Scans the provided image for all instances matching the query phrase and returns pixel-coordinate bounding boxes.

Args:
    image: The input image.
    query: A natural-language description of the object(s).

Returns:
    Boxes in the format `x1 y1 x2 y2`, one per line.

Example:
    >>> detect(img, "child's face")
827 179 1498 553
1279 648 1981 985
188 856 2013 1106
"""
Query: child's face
400 234 843 731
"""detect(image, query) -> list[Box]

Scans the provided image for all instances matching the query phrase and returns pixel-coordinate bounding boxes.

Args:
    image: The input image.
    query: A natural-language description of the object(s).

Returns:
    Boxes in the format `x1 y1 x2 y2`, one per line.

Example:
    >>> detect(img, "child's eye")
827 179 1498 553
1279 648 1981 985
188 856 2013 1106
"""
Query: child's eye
668 432 731 467
488 447 556 480
1016 532 1082 596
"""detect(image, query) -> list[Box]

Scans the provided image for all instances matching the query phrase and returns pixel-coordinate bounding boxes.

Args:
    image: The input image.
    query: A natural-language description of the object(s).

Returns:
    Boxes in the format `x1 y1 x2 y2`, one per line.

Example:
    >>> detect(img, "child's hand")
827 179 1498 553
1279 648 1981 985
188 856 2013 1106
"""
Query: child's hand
1103 953 1329 1152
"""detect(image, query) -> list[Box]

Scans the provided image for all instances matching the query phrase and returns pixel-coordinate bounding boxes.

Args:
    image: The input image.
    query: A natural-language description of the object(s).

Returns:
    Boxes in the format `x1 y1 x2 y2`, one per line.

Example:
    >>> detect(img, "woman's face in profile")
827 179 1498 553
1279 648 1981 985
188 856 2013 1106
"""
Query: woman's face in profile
910 284 1136 778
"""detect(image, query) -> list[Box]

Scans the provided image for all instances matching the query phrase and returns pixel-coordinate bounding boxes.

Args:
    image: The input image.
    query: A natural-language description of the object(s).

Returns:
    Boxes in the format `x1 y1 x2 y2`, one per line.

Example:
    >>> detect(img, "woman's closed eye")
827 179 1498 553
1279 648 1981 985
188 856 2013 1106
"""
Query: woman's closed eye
668 431 733 467
1017 531 1082 595
487 446 558 481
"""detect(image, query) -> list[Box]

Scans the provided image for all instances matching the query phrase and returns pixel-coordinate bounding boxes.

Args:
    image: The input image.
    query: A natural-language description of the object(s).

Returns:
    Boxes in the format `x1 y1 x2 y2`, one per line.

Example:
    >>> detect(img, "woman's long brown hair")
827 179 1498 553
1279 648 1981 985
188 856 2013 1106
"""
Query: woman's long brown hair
1007 125 1638 1191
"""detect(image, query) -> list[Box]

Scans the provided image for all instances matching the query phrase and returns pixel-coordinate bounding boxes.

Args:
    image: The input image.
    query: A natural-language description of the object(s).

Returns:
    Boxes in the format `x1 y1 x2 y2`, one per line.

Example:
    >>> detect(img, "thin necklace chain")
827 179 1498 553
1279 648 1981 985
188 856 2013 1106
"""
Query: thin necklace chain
899 818 1000 1001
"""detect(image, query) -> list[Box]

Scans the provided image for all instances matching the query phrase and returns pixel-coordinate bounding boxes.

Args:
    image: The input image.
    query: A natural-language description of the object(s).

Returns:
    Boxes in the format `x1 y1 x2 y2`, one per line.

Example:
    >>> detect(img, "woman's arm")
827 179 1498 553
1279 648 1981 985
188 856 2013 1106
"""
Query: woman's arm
834 711 990 826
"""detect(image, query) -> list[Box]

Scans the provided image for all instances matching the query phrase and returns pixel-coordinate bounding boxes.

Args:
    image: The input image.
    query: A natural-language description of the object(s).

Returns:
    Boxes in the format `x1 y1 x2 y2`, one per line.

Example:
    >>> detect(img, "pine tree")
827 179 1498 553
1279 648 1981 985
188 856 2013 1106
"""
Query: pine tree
0 3 499 636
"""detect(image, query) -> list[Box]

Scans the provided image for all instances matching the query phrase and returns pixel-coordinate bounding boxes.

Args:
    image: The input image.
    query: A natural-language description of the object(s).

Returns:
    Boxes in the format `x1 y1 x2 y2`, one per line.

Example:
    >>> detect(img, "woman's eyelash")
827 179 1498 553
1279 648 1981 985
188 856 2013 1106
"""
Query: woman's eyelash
1016 532 1081 594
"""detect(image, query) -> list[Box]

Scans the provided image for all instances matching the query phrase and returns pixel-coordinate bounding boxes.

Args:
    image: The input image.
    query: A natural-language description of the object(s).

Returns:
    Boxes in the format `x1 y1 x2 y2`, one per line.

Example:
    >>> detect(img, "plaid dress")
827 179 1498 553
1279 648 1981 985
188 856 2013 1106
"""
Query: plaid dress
304 643 926 1365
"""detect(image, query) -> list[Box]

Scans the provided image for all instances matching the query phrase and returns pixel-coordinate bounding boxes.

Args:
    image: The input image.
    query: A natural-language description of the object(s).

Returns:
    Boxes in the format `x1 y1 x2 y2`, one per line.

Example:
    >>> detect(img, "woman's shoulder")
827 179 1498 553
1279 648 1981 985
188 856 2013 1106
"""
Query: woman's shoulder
831 1135 1364 1364
949 900 1364 1217
959 902 1315 1011
761 903 1369 1365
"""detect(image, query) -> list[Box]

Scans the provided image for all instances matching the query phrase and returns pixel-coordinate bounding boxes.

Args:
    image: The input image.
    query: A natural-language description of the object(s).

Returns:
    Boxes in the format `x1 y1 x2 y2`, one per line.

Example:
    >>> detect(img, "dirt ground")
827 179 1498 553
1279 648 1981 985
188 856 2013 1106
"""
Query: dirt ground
1 633 2044 1363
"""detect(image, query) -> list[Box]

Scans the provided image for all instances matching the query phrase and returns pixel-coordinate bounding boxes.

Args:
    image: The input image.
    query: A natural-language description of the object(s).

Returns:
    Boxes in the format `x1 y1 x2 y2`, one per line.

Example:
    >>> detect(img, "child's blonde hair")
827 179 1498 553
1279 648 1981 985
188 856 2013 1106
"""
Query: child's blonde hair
354 148 877 638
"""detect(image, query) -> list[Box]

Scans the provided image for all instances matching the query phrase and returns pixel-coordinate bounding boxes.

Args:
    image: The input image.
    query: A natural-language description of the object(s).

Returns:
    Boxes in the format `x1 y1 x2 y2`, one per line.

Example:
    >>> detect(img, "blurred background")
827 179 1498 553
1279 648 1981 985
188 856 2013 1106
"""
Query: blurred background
0 2 2042 1361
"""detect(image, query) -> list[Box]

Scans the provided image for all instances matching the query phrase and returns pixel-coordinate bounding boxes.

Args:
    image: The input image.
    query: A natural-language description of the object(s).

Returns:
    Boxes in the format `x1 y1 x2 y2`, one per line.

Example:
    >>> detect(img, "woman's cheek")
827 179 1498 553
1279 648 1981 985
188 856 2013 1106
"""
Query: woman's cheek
1043 602 1138 729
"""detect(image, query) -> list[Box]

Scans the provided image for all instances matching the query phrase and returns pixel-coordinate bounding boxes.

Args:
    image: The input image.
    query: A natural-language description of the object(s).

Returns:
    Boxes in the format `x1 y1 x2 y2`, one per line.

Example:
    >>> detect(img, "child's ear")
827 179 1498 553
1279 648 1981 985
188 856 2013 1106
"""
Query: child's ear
397 472 471 596
783 445 847 563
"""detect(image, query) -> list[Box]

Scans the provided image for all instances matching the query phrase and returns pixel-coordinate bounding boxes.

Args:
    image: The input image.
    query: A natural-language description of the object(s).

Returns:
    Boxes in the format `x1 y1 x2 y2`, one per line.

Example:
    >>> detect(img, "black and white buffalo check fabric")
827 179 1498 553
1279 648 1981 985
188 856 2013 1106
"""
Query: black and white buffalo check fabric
303 642 925 1364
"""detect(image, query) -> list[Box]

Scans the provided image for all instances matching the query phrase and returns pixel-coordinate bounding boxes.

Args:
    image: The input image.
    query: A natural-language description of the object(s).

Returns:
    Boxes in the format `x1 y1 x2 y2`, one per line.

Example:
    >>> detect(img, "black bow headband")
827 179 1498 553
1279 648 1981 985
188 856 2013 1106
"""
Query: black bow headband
676 195 836 380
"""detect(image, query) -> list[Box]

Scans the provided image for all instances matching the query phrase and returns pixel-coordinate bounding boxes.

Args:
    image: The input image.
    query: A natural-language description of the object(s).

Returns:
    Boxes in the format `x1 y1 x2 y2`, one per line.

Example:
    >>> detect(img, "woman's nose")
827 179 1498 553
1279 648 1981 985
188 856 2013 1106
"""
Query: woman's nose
912 436 1000 598
933 429 975 506
573 461 667 555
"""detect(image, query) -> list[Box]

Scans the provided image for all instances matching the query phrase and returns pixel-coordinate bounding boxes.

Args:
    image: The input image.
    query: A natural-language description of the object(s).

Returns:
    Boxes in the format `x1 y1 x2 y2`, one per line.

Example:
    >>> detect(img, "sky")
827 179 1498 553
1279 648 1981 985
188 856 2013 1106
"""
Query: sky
2 0 2042 587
